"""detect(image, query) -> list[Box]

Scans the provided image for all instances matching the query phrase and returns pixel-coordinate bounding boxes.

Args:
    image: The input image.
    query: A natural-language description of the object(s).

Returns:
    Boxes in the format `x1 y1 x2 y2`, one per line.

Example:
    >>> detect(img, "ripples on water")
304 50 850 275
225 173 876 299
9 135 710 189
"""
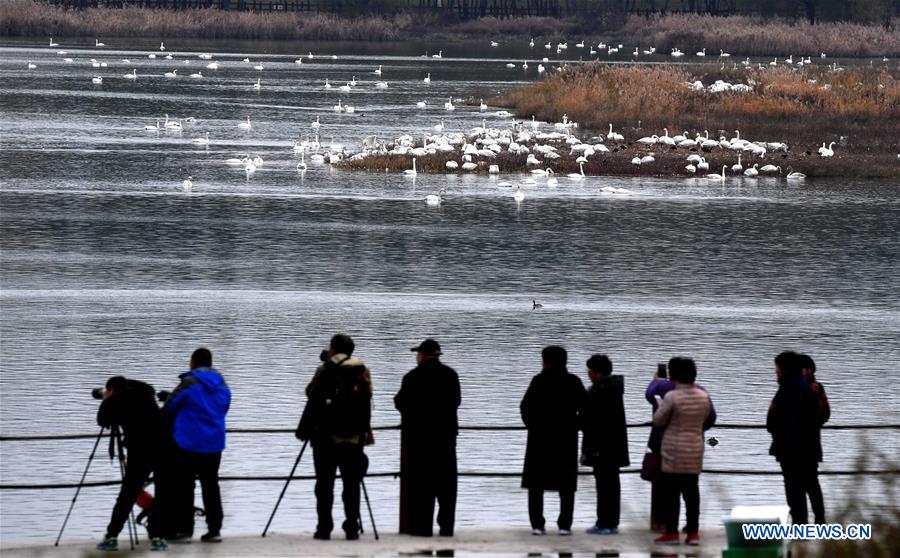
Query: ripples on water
1 39 899 545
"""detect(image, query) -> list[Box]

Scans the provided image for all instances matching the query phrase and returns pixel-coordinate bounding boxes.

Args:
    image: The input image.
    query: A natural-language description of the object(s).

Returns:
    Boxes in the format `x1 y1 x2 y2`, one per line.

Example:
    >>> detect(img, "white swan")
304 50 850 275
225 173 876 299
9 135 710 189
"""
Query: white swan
607 123 624 142
375 81 388 89
819 141 835 157
350 76 357 86
49 37 59 47
786 167 806 180
731 154 743 173
416 100 427 108
547 169 558 186
404 158 418 175
159 42 165 51
744 163 759 177
163 114 181 130
490 41 499 47
706 165 727 180
434 119 445 132
479 99 488 112
297 151 307 171
124 69 137 79
182 176 192 190
91 76 102 84
423 73 431 84
27 62 36 69
190 71 203 78
425 188 445 206
339 82 351 92
253 64 264 71
696 48 706 57
311 116 320 129
444 98 455 111
432 50 443 59
760 164 781 174
513 187 525 202
445 160 458 170
334 99 344 112
191 132 210 145
685 164 696 174
238 116 252 130
144 120 160 131
324 78 331 89
95 39 105 47
567 162 585 180
374 65 382 75
252 78 261 89
164 69 177 78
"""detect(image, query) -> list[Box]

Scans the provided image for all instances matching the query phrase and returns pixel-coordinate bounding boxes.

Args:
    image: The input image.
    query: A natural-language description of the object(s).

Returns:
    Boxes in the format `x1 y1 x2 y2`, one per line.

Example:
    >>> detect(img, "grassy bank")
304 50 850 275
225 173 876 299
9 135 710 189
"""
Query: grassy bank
494 64 900 177
2 1 899 57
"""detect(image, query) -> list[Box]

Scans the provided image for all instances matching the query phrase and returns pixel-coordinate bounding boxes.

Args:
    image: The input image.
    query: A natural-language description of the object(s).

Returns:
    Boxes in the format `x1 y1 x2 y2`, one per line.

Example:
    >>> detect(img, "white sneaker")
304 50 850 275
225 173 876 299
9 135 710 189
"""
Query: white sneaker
531 528 546 536
559 528 572 536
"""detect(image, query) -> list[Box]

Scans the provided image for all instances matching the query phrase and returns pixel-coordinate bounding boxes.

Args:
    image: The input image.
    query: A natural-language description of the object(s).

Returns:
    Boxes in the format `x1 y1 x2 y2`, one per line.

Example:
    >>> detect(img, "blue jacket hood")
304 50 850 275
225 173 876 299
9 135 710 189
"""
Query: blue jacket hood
167 367 231 454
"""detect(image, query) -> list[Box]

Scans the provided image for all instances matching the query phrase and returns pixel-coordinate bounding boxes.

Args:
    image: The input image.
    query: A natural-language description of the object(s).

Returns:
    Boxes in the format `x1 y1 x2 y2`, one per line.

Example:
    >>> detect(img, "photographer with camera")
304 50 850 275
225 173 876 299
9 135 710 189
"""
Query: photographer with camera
296 334 373 541
94 376 167 552
161 348 231 543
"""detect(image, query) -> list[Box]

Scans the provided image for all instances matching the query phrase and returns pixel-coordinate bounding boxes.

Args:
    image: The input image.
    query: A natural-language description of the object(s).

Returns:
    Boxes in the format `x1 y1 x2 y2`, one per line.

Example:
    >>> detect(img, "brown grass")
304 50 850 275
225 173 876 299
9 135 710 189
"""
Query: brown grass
620 14 900 58
2 2 898 58
494 63 900 177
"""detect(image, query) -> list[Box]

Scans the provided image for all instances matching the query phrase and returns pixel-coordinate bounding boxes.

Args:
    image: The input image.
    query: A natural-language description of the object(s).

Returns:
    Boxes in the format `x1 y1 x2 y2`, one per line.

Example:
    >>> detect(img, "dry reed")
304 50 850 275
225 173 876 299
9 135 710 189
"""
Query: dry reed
494 63 900 176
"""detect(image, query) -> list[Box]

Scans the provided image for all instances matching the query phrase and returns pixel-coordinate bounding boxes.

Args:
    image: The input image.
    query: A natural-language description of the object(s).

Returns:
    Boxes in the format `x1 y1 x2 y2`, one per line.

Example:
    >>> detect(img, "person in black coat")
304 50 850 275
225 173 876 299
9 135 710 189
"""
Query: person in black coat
95 376 166 551
520 346 587 535
581 354 629 535
394 338 461 537
767 351 822 524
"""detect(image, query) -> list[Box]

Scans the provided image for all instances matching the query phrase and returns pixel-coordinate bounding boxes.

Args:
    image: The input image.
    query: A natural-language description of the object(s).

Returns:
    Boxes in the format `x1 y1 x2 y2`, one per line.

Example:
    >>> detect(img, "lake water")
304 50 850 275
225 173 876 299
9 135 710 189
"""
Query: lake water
1 38 898 546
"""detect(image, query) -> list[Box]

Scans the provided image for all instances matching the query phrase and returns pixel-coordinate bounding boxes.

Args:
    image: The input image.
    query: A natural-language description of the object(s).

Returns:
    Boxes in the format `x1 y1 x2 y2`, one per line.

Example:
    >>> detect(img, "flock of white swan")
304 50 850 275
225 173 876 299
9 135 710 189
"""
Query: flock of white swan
26 37 863 199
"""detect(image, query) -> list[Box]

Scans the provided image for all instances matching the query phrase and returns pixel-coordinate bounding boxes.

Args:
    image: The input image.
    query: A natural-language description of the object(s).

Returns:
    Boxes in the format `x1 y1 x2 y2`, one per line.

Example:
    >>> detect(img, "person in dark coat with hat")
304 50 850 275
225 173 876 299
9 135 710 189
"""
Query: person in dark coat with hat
394 339 461 537
520 346 587 536
581 354 629 535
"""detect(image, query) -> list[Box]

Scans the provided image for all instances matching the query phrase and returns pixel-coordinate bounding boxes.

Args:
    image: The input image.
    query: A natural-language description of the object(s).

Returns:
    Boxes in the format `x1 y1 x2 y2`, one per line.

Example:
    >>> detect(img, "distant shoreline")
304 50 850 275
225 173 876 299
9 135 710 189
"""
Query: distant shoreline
3 0 899 58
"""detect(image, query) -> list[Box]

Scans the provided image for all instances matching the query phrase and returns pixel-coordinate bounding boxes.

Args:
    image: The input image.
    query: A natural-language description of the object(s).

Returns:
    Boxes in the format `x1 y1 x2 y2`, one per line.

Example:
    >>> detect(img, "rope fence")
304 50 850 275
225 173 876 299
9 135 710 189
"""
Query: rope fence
1 423 897 490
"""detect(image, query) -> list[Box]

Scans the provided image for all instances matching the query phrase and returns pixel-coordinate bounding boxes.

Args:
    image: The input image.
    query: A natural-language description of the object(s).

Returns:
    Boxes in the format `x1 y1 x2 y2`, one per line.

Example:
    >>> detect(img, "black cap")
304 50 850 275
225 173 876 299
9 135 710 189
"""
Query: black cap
410 339 442 356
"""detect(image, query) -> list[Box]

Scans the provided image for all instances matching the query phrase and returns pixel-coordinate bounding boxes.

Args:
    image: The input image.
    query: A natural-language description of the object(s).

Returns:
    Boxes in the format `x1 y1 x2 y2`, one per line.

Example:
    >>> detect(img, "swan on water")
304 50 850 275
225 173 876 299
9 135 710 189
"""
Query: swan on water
91 76 102 84
27 62 36 69
432 50 443 58
425 188 445 206
546 170 558 186
124 69 137 79
819 141 835 157
238 116 252 130
49 37 59 47
744 163 759 177
252 78 261 89
697 48 706 57
190 71 203 78
513 187 525 202
374 65 382 75
434 119 445 132
324 78 331 89
490 41 499 47
786 167 806 180
404 158 418 175
567 162 585 180
95 39 105 47
532 299 542 310
706 166 727 180
144 120 160 131
423 73 431 83
506 63 516 68
479 99 488 112
697 157 709 171
191 132 210 145
182 176 192 191
163 114 182 130
375 81 388 89
253 64 264 71
160 42 165 51
529 38 535 47
148 54 156 59
760 164 781 174
350 76 357 86
164 69 178 78
444 98 455 111
339 82 351 92
297 151 307 171
416 100 427 108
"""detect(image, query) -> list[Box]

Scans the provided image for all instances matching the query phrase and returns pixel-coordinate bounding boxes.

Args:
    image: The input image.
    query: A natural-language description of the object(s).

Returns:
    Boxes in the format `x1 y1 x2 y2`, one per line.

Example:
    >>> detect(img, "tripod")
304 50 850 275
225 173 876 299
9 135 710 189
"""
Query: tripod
359 478 379 540
262 440 308 537
54 427 138 548
110 426 140 549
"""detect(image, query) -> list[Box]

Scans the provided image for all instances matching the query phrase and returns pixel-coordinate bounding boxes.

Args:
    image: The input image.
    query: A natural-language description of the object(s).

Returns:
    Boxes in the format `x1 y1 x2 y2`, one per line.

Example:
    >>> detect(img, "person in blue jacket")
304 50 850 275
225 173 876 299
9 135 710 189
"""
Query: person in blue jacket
163 348 231 543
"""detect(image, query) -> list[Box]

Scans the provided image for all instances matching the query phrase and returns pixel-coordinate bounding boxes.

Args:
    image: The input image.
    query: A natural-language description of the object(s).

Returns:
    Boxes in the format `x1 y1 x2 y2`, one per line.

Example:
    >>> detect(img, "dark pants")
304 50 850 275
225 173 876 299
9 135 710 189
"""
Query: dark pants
313 439 368 536
592 464 621 529
660 472 700 535
162 447 223 536
406 441 457 536
780 460 825 524
528 488 574 531
106 456 159 539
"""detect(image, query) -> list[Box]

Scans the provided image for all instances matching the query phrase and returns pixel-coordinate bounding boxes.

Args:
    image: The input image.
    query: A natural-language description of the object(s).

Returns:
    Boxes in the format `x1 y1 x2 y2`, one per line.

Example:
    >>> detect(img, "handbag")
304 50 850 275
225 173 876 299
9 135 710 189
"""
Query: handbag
640 450 661 482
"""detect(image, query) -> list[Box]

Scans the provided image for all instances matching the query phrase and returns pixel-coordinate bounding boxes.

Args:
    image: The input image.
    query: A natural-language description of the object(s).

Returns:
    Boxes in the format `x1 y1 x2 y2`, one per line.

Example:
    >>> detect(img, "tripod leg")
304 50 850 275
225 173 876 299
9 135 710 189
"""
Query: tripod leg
262 440 308 537
55 428 105 547
360 478 378 541
115 436 138 549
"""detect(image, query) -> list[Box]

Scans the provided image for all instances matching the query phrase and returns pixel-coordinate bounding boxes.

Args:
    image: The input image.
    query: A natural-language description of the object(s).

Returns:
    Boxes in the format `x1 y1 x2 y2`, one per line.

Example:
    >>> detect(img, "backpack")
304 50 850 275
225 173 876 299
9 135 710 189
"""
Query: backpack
297 358 371 441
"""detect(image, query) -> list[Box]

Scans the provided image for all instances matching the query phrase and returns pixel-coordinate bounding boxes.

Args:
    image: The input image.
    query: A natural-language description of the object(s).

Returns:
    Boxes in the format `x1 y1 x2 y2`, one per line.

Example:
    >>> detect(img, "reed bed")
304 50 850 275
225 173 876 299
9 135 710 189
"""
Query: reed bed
620 14 900 58
495 64 900 177
3 1 899 58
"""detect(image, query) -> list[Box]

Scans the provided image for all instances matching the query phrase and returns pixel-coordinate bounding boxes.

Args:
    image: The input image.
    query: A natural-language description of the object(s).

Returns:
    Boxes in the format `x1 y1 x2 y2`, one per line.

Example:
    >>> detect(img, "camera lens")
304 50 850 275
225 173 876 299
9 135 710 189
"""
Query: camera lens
91 388 104 400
